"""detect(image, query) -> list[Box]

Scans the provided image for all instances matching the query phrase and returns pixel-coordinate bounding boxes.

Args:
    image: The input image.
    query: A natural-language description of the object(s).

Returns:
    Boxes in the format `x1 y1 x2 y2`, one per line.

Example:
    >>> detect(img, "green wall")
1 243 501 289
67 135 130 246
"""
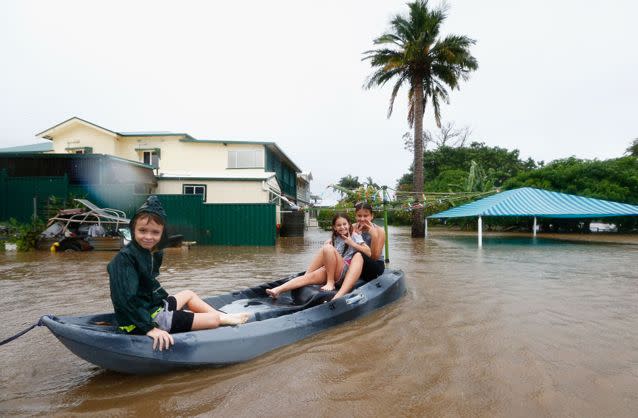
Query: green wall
265 148 297 198
158 195 276 246
0 172 276 246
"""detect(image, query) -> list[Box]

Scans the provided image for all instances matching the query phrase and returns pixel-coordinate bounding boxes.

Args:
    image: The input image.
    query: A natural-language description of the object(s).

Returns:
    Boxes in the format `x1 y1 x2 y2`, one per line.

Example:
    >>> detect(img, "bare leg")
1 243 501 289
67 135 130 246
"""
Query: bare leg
191 311 249 330
333 253 363 299
173 290 249 329
322 245 344 291
305 247 328 274
173 290 216 313
294 244 333 283
266 268 328 298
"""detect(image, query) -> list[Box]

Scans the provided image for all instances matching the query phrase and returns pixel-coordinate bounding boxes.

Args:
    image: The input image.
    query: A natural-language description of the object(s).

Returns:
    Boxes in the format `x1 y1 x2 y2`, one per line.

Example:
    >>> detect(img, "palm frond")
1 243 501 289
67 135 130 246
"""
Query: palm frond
388 73 409 118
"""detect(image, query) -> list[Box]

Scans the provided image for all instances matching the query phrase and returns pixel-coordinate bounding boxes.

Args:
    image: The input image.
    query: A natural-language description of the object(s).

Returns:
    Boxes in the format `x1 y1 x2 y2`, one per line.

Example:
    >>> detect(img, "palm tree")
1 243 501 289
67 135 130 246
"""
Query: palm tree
363 0 478 237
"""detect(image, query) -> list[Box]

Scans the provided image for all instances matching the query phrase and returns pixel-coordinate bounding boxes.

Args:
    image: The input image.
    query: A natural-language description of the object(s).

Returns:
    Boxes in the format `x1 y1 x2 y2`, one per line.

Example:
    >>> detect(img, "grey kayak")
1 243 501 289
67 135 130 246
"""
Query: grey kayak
41 269 406 374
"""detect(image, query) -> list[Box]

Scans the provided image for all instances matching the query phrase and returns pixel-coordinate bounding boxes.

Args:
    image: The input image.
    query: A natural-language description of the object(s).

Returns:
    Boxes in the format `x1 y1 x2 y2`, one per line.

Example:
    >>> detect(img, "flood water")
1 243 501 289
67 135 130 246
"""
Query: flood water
1 227 637 417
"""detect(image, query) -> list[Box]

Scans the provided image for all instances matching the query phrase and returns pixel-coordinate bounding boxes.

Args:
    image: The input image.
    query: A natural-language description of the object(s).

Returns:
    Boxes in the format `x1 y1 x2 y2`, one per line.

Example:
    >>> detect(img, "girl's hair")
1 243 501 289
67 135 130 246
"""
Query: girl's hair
331 213 352 249
132 212 165 230
354 201 374 214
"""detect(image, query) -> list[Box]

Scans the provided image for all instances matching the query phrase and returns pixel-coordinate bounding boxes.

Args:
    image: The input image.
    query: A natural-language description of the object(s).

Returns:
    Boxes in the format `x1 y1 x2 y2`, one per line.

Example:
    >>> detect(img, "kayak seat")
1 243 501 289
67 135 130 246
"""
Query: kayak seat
291 279 366 306
291 286 335 306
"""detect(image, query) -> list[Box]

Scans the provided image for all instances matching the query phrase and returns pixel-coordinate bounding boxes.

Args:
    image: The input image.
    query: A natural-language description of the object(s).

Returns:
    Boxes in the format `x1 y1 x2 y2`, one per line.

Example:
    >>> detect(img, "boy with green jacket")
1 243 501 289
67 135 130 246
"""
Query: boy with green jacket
108 196 249 351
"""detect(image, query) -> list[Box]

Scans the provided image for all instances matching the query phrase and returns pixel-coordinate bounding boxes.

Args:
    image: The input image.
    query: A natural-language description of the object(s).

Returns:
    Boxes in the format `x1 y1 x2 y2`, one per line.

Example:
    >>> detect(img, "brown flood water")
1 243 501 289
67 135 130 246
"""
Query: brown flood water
1 227 637 417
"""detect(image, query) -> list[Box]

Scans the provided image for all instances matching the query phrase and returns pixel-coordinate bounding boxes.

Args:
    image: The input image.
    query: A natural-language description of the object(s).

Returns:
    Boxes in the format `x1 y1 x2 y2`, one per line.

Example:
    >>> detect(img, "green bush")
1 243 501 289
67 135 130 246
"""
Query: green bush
5 218 45 251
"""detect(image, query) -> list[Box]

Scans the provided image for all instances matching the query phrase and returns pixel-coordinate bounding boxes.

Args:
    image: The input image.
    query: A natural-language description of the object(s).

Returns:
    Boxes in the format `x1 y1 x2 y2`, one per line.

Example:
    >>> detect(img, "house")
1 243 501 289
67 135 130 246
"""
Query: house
34 117 306 215
296 172 313 207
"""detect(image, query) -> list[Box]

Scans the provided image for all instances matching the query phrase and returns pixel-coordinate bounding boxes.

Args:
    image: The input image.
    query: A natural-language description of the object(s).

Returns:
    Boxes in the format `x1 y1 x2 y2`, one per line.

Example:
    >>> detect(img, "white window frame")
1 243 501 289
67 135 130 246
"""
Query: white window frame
183 184 207 201
142 151 160 168
228 149 264 169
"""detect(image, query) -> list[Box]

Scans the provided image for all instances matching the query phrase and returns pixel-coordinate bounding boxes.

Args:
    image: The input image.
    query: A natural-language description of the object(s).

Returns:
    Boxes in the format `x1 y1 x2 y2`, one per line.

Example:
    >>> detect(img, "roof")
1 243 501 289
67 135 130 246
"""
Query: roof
0 151 155 170
36 117 303 173
428 187 638 219
0 142 53 153
158 171 277 181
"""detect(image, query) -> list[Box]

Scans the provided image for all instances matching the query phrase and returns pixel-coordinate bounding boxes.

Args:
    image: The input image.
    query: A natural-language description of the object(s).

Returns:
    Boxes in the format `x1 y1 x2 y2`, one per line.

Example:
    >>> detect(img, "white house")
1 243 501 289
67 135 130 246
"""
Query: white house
36 117 306 215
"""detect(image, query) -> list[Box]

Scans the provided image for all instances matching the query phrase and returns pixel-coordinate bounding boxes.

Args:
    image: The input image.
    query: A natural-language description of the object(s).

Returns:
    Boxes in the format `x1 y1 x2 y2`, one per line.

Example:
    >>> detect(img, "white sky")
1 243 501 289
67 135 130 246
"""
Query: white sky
1 0 636 203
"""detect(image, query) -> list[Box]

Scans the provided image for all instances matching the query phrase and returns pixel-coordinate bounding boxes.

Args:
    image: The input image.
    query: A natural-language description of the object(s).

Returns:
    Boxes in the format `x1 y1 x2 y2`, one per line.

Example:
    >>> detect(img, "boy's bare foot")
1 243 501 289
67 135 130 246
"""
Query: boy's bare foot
266 288 280 299
220 312 251 326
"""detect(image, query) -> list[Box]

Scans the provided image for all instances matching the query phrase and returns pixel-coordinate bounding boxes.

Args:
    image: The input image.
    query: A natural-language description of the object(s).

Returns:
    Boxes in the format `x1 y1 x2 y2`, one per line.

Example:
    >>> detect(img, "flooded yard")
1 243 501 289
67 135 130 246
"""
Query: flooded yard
1 227 637 417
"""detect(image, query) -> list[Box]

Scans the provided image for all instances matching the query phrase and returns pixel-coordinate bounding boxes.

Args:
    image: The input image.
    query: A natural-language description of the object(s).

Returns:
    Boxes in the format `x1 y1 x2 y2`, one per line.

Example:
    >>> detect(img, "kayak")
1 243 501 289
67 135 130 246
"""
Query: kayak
41 269 406 374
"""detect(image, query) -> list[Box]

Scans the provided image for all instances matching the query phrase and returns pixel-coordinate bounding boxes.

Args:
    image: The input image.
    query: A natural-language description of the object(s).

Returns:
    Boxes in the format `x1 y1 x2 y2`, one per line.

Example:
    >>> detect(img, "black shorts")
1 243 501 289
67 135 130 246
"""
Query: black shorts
163 296 194 333
360 253 385 281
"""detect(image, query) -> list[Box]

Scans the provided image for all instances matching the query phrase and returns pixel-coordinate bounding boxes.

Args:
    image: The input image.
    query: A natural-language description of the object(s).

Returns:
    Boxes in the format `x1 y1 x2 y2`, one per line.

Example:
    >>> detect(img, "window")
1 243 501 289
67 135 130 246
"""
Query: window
65 146 92 154
228 149 264 168
183 184 206 201
143 151 160 168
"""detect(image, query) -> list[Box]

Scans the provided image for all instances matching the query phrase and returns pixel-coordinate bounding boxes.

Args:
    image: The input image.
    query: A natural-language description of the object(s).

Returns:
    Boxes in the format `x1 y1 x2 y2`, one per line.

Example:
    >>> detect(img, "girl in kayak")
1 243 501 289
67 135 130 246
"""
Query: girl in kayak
266 213 370 298
108 196 250 351
332 201 386 299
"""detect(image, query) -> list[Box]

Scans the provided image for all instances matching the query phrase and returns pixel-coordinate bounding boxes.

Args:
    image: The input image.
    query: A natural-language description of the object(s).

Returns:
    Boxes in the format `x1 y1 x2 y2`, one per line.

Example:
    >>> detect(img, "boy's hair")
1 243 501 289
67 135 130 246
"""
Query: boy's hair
132 212 165 230
354 201 373 213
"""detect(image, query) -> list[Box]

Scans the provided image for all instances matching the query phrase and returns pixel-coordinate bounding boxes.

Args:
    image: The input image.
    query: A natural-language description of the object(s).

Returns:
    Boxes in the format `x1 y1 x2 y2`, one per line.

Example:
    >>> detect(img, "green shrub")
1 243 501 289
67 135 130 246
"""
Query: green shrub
6 218 45 251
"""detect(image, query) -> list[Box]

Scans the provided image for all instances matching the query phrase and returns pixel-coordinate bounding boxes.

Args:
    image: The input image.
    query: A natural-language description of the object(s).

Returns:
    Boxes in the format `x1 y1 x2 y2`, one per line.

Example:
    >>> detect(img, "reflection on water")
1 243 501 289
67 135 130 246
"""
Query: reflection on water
1 227 637 417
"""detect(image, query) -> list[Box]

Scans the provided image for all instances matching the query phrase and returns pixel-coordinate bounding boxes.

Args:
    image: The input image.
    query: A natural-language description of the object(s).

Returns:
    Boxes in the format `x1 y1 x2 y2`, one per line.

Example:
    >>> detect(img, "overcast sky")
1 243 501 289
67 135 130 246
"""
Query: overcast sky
1 0 636 202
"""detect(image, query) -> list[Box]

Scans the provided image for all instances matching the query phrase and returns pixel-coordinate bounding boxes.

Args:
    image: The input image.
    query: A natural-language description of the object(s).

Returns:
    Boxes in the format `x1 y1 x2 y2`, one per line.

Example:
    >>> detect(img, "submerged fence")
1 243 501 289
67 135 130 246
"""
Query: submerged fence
158 195 276 246
0 172 276 246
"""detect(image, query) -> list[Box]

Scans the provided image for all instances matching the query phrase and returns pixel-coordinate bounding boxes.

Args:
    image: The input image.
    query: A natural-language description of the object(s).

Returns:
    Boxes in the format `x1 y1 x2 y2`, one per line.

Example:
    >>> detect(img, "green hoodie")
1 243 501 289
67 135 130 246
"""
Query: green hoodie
108 196 170 334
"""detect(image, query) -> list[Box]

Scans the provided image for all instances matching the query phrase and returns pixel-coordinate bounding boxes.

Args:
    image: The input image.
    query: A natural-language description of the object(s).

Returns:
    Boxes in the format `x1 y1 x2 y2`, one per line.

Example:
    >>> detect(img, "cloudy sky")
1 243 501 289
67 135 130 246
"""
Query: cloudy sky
1 0 636 202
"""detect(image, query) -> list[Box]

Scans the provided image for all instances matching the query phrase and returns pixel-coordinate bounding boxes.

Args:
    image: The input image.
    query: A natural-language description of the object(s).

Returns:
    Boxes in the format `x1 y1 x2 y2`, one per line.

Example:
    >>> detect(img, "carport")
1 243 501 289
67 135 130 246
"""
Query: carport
427 187 638 247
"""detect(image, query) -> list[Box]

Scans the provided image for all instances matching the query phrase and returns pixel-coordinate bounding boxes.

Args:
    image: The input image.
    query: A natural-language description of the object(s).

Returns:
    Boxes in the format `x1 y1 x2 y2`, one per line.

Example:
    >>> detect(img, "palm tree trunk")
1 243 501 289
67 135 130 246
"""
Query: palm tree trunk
412 78 425 237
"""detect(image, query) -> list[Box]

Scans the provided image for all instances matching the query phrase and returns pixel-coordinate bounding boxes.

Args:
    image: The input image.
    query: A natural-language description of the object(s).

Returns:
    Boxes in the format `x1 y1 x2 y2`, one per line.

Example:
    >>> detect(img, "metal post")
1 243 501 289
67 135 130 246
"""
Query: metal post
478 216 483 248
533 216 537 237
382 186 390 264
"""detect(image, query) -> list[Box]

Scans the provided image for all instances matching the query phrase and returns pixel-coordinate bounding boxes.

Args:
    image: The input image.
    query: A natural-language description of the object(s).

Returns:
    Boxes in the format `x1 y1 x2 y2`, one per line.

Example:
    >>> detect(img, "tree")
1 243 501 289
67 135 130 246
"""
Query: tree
626 138 638 157
336 174 362 196
403 122 472 152
363 0 478 237
503 156 638 204
397 142 537 192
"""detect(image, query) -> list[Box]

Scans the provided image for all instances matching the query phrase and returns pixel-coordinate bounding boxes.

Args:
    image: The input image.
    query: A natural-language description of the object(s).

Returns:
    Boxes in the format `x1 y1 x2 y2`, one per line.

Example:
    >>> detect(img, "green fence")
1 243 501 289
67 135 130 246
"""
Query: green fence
0 173 276 245
158 195 276 246
0 170 68 222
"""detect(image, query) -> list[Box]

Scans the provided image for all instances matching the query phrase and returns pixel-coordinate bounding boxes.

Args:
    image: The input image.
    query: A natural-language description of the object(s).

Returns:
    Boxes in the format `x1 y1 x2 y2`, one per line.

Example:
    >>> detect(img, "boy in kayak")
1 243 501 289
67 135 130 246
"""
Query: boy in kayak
108 196 249 351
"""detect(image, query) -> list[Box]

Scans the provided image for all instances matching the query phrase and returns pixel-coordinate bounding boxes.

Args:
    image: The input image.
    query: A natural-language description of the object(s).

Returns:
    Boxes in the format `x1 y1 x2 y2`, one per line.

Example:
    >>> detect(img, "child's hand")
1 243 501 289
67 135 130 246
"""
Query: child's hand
358 220 373 232
321 282 335 291
146 327 174 351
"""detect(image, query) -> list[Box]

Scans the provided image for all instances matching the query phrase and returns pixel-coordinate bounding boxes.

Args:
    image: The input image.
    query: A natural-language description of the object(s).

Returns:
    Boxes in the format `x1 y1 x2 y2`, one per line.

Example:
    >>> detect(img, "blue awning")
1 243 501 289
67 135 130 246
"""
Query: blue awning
428 187 638 219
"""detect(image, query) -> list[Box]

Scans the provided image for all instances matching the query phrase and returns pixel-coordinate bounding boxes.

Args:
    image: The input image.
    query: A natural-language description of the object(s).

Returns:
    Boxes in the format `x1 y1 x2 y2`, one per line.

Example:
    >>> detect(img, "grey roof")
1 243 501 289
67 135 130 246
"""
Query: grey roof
0 142 53 153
